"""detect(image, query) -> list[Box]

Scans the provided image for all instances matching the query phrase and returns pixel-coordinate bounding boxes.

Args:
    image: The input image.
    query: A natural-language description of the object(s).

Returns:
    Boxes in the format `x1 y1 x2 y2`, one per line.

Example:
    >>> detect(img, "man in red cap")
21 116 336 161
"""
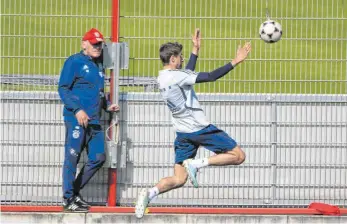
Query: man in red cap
58 28 119 212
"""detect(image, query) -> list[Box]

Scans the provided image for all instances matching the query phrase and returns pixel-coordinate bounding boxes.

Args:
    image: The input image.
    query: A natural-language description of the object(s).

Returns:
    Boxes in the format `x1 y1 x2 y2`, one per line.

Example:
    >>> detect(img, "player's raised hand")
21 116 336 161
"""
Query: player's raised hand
232 42 251 66
192 28 201 54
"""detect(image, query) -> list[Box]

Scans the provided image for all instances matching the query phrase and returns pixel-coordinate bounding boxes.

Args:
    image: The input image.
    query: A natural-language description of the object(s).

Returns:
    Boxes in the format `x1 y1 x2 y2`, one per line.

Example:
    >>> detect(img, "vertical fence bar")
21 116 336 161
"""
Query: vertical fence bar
270 100 277 205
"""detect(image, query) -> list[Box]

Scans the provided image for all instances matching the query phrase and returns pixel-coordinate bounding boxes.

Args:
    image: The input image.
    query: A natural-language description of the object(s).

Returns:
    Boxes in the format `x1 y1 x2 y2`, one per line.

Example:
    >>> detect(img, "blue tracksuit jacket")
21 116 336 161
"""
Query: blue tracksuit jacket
58 51 109 124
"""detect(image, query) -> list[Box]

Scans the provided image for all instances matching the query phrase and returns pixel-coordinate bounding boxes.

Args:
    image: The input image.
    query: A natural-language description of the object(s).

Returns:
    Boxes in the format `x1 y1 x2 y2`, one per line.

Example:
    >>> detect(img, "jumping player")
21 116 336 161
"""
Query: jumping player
135 29 251 218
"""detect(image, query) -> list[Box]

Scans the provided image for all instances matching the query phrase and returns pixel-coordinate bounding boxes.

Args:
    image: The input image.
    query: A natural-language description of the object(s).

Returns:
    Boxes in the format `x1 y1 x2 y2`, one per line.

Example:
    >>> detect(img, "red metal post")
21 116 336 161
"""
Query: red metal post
111 0 119 43
107 0 120 207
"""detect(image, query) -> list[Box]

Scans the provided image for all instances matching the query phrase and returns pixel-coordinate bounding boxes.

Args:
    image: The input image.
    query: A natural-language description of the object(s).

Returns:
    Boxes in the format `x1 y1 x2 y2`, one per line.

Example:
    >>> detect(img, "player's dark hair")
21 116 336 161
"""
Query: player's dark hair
159 42 183 65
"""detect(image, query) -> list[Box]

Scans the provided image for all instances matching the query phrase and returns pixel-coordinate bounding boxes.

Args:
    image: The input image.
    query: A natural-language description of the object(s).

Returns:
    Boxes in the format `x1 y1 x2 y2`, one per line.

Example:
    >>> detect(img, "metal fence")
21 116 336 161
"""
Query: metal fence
1 0 112 91
1 0 347 208
119 0 347 94
1 0 346 93
1 92 346 207
0 92 111 205
117 93 347 207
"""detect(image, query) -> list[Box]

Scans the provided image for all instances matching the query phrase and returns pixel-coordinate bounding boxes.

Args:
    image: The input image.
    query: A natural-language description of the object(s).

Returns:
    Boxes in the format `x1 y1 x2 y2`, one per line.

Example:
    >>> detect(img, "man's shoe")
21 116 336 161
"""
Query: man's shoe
183 159 199 188
135 189 150 219
63 196 89 213
75 194 90 208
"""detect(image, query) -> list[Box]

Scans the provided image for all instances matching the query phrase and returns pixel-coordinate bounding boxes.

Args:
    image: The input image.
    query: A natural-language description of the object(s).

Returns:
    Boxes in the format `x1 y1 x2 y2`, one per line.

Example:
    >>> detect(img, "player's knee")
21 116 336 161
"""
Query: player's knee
236 149 246 165
229 146 245 165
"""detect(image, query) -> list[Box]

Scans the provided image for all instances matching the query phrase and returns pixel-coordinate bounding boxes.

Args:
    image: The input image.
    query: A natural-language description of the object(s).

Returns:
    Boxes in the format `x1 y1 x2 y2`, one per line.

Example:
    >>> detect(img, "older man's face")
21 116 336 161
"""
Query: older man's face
82 41 103 58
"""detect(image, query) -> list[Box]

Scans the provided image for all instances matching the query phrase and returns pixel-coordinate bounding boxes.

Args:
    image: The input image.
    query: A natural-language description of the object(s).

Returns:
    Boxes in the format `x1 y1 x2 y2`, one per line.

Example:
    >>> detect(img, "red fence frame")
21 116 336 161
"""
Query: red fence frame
2 206 347 215
106 0 120 207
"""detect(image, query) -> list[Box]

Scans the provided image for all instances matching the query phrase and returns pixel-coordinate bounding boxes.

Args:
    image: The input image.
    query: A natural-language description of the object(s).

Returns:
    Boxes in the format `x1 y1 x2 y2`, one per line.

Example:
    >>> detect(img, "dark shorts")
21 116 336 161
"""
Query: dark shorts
174 124 238 164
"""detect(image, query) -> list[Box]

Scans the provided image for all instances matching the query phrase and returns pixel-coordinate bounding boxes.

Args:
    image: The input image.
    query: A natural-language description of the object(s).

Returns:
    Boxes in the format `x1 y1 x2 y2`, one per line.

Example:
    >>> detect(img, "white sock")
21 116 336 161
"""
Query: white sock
190 158 209 169
148 187 159 201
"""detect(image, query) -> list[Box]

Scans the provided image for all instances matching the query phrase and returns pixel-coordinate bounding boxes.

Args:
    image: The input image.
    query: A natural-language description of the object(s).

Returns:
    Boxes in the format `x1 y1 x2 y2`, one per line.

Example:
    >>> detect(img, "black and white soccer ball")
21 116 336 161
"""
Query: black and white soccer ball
259 20 282 43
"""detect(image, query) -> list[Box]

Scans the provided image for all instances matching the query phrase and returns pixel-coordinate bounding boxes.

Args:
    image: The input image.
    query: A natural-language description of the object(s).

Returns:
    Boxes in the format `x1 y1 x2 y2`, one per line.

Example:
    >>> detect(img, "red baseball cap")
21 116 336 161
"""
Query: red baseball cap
82 28 104 44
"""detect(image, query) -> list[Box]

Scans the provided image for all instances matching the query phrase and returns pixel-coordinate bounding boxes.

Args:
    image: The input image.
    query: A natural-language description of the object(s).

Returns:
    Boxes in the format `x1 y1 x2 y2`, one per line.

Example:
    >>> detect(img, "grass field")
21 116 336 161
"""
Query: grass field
1 0 346 93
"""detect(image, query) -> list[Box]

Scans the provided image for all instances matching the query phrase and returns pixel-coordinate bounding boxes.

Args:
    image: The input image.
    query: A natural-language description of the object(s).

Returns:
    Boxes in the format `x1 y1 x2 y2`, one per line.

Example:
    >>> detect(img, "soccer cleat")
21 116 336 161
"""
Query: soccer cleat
63 196 89 213
74 194 90 208
183 159 199 188
135 189 150 219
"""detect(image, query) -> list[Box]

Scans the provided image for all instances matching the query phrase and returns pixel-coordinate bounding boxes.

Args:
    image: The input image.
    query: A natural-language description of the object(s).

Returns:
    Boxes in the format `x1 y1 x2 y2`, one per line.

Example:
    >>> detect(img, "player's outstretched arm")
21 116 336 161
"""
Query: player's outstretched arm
185 28 200 71
195 42 251 83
